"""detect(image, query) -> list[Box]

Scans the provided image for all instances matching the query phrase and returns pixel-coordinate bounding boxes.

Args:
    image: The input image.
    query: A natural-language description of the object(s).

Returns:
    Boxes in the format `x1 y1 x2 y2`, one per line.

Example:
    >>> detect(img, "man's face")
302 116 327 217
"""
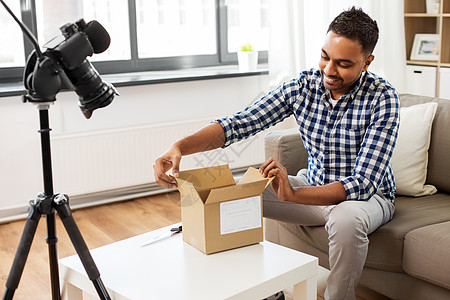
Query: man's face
319 31 374 100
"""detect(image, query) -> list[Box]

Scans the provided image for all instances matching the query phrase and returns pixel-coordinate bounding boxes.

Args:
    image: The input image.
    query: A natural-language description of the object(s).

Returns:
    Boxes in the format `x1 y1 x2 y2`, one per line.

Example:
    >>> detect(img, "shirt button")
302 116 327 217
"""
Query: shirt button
324 151 329 155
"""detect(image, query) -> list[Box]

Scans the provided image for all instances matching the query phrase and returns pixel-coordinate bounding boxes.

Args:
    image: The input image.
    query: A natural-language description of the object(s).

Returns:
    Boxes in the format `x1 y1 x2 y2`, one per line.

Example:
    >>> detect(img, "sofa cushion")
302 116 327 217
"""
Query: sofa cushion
365 194 450 272
403 221 450 290
264 128 307 176
399 94 450 193
391 102 437 196
279 194 450 272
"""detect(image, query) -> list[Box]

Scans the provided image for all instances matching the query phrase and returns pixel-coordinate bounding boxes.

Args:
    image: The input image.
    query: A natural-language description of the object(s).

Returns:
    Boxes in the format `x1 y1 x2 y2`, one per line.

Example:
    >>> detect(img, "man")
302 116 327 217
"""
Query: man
154 7 399 300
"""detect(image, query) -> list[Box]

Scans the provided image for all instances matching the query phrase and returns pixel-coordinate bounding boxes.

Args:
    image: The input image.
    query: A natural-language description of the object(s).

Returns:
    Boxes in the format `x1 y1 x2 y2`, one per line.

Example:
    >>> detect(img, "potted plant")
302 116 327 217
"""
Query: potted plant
237 43 258 72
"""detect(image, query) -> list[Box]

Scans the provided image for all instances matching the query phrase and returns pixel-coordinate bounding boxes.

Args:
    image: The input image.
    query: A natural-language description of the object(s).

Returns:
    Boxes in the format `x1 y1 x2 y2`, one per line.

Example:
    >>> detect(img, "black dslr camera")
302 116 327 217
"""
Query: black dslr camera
23 18 118 119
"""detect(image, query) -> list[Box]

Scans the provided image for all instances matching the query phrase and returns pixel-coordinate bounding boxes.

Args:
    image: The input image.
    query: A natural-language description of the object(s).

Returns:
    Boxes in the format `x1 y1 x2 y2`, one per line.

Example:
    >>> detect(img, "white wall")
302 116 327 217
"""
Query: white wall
0 74 271 210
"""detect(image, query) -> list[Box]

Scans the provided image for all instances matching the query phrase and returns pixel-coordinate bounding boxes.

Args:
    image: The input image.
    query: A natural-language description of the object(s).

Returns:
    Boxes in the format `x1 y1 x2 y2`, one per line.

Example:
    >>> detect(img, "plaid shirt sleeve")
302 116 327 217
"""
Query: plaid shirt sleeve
215 80 298 148
338 90 400 201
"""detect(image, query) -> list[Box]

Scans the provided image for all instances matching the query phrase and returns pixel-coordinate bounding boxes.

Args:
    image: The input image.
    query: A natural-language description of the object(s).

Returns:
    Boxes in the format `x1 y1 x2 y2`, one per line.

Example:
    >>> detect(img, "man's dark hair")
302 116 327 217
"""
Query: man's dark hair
327 6 379 55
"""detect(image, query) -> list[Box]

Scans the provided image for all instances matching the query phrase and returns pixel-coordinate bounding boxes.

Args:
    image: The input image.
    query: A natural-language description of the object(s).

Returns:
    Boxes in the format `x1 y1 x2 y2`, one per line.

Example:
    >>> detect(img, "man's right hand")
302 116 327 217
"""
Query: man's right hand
153 145 182 189
152 122 226 189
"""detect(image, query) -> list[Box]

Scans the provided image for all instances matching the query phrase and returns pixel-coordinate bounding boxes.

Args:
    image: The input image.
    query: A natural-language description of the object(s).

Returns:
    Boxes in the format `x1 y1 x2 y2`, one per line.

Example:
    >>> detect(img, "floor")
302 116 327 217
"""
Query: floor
0 192 181 299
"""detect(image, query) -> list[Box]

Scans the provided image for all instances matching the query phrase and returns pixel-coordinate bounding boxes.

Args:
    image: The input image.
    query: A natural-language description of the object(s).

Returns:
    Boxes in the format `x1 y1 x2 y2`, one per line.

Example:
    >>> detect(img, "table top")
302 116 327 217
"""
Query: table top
59 223 318 300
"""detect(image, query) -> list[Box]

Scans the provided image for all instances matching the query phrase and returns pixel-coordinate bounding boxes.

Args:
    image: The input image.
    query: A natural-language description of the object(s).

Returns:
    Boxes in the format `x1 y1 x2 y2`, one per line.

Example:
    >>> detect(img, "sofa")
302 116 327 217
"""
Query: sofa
263 94 450 300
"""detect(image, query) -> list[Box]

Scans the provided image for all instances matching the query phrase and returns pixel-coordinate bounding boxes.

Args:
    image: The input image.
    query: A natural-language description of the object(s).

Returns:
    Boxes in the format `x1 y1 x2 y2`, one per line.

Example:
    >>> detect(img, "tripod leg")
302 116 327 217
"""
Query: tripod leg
46 212 61 300
3 204 41 300
55 196 111 300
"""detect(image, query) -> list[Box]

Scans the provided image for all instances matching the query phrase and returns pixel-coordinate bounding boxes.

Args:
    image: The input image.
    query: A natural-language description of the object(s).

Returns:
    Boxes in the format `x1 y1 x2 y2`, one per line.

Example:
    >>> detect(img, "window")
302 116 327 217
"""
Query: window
0 0 268 85
226 0 268 53
136 0 216 58
35 0 131 61
0 0 25 68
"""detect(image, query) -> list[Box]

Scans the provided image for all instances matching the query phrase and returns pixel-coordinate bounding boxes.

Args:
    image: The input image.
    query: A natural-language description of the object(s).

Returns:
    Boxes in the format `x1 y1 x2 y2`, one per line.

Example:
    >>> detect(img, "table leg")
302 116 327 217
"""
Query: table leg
61 280 83 300
293 275 317 300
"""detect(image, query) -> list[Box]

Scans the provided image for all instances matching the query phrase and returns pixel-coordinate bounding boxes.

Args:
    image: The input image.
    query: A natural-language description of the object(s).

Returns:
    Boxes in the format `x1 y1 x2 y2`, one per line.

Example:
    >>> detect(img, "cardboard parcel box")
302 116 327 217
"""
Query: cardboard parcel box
176 164 273 254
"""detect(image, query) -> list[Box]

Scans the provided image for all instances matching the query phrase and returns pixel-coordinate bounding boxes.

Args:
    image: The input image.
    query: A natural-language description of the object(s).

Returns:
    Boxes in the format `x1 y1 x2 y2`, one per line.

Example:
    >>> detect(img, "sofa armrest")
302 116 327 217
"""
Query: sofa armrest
264 128 308 175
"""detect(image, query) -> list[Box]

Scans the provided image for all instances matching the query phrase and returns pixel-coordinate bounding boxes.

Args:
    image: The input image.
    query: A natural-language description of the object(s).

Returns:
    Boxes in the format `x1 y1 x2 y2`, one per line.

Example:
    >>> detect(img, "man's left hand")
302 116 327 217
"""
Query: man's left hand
259 157 294 202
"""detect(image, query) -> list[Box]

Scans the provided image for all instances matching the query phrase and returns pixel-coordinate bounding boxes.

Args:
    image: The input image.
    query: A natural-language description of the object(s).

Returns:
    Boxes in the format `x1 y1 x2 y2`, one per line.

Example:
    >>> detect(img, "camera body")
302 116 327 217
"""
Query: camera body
24 19 117 119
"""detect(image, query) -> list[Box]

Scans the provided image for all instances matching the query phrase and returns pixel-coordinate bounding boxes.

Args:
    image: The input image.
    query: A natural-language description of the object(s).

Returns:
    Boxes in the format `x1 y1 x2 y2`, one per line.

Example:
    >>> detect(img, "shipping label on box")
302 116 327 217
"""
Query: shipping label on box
176 164 273 254
220 196 262 235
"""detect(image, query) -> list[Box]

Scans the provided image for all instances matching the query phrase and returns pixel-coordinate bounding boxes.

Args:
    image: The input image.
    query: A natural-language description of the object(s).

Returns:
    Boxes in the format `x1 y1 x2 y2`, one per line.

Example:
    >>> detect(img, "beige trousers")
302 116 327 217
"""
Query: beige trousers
262 169 395 300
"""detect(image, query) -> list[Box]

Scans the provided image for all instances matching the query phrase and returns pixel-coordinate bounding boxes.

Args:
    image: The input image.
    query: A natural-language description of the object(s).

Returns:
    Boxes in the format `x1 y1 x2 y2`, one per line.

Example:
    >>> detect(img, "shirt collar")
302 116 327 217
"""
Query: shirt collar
319 71 367 107
347 71 366 99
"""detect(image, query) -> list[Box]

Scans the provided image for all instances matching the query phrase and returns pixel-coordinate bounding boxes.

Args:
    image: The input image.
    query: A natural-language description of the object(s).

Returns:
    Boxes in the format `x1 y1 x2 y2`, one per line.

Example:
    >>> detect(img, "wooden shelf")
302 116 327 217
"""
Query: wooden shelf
404 0 450 97
405 13 450 17
405 13 441 16
407 60 439 66
407 60 450 67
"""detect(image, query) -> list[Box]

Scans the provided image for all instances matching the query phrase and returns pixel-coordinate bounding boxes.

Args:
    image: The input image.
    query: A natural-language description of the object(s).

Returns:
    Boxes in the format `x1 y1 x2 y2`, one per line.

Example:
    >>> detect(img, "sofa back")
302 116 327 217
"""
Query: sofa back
399 94 450 193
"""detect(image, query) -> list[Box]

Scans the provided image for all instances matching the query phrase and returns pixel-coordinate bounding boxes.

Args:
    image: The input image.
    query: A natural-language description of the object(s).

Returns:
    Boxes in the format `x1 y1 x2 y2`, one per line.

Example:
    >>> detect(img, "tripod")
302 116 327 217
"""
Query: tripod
2 103 111 300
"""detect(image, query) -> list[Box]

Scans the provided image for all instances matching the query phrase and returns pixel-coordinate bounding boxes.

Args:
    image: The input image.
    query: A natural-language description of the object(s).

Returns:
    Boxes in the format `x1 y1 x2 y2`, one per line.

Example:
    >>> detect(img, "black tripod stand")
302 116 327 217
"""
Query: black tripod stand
1 1 117 298
2 103 111 300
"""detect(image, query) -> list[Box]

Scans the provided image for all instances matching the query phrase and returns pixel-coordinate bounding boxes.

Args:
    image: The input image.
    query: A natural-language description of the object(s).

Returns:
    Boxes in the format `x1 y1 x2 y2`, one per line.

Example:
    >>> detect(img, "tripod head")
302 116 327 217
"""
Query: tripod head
22 51 61 104
1 0 118 118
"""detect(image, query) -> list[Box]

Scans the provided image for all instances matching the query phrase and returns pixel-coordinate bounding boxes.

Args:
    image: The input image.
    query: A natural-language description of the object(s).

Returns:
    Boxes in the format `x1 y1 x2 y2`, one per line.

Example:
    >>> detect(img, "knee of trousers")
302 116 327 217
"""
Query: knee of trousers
325 202 370 244
262 186 280 218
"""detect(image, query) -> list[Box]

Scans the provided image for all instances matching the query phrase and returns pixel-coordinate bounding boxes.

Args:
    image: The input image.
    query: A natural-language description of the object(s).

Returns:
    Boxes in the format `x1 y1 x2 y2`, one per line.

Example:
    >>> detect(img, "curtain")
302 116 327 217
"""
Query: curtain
268 0 407 93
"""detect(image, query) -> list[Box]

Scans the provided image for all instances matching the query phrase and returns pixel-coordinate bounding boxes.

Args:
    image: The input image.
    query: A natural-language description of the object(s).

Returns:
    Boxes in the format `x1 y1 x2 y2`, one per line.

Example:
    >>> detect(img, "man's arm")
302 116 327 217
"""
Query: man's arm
260 158 347 205
291 182 347 205
154 77 299 189
174 122 225 156
153 122 225 188
338 92 400 201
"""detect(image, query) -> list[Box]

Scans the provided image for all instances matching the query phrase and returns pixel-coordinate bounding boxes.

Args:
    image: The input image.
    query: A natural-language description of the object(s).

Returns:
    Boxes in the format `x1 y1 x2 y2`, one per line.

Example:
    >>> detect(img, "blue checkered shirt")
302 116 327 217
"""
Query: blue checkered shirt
216 69 400 203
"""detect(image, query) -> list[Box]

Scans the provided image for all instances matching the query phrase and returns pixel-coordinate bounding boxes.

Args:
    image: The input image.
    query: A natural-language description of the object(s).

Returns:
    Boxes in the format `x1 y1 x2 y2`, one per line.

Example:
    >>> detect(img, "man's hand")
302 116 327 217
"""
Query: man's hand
260 158 348 206
259 157 294 202
153 122 225 189
153 145 182 189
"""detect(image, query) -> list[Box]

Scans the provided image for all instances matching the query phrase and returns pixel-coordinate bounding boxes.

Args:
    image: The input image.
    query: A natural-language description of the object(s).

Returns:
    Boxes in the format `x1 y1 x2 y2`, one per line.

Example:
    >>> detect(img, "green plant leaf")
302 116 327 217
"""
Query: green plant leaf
240 43 254 51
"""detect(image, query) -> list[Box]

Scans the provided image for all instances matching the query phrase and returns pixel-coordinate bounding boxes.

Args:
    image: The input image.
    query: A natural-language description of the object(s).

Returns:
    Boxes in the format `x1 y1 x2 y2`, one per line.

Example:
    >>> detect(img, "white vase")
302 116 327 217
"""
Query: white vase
238 51 258 72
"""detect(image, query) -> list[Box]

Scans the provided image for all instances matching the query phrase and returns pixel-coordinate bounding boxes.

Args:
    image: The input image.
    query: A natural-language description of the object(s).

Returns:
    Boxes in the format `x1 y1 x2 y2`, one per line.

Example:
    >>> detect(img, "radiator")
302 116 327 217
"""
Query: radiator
0 117 294 222
51 118 293 199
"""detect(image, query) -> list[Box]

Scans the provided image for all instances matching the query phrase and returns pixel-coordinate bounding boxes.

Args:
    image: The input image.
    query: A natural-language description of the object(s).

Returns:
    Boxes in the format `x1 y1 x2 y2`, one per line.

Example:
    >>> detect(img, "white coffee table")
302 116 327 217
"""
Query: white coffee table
59 223 318 300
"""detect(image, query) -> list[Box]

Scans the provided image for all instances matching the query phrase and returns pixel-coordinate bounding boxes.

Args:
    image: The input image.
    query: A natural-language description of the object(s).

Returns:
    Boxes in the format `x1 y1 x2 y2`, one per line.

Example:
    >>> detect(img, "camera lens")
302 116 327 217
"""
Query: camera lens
63 60 118 119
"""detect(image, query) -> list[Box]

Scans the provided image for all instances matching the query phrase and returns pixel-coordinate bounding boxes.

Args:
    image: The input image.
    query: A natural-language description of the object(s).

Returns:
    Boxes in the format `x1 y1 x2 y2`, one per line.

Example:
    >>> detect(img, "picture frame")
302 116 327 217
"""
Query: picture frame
410 34 440 61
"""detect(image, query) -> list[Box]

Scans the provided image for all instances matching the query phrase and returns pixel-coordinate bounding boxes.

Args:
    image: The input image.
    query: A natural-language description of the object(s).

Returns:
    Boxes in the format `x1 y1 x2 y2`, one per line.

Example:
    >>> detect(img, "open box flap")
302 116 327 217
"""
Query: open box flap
176 178 209 204
205 179 270 204
237 167 274 188
178 164 235 190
